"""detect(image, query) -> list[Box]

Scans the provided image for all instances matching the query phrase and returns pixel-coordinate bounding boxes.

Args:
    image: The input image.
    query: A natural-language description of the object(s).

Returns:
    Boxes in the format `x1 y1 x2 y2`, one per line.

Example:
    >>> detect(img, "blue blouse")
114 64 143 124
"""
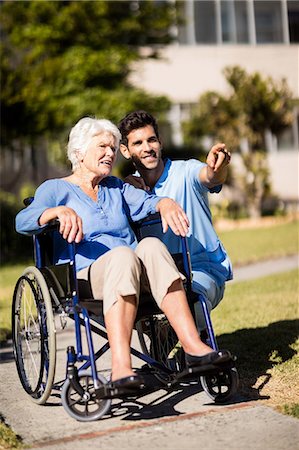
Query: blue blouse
15 177 161 271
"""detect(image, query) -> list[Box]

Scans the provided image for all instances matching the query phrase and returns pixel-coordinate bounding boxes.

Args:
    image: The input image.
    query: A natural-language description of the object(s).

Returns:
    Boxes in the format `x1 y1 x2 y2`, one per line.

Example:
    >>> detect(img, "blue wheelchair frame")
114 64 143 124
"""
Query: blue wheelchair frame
34 215 217 384
13 210 237 421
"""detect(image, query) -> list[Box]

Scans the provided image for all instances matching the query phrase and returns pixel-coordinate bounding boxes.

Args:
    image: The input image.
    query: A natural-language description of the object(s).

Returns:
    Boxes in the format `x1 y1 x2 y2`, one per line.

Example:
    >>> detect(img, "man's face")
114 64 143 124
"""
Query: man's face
124 125 162 171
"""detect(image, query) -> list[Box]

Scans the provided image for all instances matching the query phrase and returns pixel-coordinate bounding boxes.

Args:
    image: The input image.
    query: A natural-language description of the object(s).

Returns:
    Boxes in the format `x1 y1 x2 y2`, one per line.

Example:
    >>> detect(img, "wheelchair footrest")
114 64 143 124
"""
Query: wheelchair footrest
174 360 236 383
95 383 145 400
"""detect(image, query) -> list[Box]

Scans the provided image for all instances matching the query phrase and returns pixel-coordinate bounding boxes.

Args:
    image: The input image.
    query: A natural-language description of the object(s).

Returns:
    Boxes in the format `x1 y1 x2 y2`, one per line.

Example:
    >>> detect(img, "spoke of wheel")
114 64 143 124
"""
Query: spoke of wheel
217 379 223 394
69 395 82 408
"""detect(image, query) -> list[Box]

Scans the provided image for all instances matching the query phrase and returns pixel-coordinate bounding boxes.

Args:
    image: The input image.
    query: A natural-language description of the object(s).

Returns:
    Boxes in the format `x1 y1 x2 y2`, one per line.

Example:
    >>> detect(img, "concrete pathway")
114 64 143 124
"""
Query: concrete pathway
0 255 298 449
232 254 298 283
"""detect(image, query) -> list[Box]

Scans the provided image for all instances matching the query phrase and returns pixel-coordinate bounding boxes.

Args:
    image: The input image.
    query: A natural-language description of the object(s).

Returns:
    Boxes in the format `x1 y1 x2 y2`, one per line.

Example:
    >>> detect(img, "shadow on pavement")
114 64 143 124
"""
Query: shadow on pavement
0 340 14 364
2 319 297 423
216 319 298 400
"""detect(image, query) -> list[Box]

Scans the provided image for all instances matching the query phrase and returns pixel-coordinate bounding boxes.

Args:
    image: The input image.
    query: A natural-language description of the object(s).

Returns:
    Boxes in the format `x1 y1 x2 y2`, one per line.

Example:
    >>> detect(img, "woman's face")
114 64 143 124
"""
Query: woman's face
81 131 117 178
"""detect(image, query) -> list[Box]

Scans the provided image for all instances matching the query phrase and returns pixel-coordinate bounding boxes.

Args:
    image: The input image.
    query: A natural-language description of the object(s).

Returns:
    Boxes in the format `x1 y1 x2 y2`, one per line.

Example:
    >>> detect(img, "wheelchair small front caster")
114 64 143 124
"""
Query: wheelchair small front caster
200 366 239 404
61 370 111 421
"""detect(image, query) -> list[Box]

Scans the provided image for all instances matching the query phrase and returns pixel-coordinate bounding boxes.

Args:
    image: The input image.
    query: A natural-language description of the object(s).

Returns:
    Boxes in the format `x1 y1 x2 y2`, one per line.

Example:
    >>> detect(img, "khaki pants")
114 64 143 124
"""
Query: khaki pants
77 237 184 315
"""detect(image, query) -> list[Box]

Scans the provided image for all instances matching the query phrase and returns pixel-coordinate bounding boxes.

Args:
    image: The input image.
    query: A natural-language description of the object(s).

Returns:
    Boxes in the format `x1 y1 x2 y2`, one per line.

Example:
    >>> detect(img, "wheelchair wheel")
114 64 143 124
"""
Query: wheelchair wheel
136 314 185 372
12 266 56 404
200 367 239 403
61 370 111 422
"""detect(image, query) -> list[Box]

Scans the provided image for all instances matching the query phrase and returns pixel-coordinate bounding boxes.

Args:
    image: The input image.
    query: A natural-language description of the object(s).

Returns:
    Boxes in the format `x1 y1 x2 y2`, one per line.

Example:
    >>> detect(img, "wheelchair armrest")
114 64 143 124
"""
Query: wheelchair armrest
134 212 161 228
39 219 60 235
23 196 34 206
131 213 162 241
35 218 77 270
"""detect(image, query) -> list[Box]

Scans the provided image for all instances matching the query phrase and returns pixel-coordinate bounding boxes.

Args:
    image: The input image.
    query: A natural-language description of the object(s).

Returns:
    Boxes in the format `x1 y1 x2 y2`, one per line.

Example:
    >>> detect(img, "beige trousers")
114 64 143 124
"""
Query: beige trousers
77 237 184 315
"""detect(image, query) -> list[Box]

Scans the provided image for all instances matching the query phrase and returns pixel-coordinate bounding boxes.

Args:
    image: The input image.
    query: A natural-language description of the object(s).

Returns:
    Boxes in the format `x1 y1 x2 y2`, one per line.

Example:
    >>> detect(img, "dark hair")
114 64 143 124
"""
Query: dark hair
118 110 160 146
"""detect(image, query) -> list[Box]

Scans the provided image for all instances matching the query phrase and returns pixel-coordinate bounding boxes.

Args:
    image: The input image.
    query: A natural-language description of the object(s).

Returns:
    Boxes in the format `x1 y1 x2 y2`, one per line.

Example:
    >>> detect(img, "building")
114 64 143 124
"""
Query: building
129 0 299 205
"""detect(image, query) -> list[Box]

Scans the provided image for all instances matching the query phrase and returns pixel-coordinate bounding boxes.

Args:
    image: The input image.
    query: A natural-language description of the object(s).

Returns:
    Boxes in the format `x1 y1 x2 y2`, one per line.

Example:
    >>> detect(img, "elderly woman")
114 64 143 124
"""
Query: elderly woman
16 117 230 393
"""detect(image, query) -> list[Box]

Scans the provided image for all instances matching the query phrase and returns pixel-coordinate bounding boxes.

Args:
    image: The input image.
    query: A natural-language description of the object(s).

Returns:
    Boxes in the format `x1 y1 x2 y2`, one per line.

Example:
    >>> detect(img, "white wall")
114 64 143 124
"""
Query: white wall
268 150 299 200
130 45 299 102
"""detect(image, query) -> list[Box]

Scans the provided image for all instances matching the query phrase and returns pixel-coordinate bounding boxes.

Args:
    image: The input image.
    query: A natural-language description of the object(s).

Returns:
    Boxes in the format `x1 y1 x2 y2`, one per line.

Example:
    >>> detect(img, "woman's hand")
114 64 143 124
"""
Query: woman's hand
156 198 189 236
39 206 83 243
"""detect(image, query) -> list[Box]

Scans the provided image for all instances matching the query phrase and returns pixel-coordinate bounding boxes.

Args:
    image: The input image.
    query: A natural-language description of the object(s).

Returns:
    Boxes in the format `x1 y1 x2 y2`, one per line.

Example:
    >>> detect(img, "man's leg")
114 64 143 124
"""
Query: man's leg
135 237 212 357
192 272 225 331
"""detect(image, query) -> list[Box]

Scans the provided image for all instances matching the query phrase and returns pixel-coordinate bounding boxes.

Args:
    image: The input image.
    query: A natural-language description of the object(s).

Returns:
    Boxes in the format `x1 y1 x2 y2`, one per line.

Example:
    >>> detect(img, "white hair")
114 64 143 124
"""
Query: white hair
67 117 121 171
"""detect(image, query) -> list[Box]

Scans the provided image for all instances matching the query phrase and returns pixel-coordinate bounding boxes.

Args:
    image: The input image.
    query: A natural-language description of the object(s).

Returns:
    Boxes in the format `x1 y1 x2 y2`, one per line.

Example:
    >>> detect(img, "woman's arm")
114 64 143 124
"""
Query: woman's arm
39 206 83 243
16 180 83 243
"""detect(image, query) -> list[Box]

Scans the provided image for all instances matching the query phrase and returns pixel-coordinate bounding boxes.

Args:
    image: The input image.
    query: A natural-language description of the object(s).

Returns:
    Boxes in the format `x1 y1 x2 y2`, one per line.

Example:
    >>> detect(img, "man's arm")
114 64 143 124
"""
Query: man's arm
124 175 150 191
199 143 231 189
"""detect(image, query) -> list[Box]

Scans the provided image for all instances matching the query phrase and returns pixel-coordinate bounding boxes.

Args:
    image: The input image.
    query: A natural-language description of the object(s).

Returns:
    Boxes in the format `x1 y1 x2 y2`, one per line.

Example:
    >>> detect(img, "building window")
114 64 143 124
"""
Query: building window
220 0 250 43
194 0 217 43
288 0 299 42
176 0 295 45
221 0 236 43
254 1 284 43
277 126 294 150
235 1 250 43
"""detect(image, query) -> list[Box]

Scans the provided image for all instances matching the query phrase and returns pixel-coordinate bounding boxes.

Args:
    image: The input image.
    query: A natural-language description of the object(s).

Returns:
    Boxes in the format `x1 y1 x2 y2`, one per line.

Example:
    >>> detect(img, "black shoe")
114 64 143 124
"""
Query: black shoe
185 350 232 369
109 374 144 395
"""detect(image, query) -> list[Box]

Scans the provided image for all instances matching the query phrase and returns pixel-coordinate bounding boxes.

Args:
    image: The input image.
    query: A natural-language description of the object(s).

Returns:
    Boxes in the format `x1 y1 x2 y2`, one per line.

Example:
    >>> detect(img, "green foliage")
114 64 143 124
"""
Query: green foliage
184 65 294 150
224 66 294 147
183 66 294 217
1 0 175 144
183 91 242 149
0 191 33 265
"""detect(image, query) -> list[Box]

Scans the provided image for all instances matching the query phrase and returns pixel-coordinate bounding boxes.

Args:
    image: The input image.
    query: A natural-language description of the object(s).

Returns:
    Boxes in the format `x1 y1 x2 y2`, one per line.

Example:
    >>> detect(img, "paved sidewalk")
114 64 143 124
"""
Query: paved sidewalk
0 255 298 449
232 254 298 283
1 333 298 450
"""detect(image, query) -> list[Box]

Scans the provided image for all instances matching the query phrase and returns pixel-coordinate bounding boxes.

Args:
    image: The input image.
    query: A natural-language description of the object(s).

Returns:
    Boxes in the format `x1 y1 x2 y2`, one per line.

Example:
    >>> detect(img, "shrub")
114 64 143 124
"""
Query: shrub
0 192 33 265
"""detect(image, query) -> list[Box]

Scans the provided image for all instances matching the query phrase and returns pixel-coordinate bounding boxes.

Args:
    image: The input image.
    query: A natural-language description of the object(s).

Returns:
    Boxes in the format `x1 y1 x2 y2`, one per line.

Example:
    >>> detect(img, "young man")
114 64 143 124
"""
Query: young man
118 110 233 331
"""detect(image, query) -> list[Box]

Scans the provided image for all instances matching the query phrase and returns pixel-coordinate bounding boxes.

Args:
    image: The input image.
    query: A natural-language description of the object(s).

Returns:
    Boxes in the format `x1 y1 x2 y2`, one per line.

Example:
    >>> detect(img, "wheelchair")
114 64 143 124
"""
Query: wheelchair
12 209 239 422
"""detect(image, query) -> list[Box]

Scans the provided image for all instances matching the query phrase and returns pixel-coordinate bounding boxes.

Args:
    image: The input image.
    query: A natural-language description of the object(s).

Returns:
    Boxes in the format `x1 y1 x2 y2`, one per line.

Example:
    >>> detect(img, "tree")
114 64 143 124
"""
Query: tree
183 66 294 218
0 0 177 191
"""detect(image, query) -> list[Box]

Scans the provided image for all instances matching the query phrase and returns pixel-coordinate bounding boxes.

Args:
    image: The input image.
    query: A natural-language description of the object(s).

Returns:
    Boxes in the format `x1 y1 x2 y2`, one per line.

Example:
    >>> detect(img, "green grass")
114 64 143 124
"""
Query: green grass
0 264 30 342
217 220 298 266
0 415 24 449
212 269 299 416
281 403 299 419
